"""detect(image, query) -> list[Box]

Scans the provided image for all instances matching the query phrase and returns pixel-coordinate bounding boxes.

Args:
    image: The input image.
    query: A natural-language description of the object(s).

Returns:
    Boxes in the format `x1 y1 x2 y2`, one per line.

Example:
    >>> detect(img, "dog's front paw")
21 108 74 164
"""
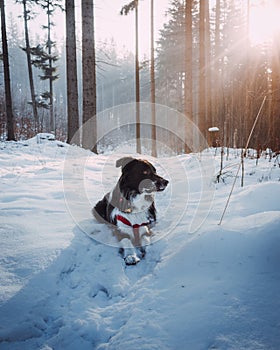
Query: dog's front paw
124 254 140 266
137 246 146 259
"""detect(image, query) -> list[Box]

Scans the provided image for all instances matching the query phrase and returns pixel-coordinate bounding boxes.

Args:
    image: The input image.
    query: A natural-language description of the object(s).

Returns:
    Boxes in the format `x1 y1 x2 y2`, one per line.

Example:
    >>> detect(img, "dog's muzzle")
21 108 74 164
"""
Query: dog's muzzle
139 177 169 193
155 178 169 192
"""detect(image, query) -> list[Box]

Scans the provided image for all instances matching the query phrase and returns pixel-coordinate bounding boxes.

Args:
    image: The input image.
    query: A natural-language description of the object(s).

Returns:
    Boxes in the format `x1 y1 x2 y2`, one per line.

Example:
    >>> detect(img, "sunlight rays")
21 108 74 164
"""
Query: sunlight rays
249 0 280 45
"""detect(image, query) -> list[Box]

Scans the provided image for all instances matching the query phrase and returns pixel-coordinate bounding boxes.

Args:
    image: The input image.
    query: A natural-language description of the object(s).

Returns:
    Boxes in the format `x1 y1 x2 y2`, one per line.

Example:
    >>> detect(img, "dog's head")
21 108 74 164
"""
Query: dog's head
116 157 169 196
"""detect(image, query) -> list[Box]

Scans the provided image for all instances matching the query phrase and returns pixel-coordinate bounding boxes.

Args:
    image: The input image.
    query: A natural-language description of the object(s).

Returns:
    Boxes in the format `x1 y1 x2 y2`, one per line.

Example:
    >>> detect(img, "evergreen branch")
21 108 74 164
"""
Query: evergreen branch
120 0 138 15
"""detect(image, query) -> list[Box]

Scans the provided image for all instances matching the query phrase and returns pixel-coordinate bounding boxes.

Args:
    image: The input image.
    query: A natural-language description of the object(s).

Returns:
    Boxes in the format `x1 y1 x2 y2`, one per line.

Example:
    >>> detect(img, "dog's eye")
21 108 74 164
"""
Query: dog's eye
143 170 151 175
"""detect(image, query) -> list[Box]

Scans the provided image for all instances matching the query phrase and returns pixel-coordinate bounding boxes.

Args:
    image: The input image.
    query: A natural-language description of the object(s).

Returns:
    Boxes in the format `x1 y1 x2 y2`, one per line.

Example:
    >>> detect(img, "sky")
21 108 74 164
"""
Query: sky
7 0 171 58
6 0 279 59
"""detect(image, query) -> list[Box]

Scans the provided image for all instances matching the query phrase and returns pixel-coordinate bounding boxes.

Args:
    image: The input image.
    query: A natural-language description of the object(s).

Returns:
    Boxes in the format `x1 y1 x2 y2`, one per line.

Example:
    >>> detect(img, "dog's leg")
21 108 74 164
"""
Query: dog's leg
134 226 152 259
113 229 140 265
119 237 140 265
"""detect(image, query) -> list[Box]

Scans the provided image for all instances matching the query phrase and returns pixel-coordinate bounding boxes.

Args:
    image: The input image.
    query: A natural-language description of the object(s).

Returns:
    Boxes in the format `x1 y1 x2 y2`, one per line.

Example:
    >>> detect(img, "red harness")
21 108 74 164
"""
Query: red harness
115 214 151 228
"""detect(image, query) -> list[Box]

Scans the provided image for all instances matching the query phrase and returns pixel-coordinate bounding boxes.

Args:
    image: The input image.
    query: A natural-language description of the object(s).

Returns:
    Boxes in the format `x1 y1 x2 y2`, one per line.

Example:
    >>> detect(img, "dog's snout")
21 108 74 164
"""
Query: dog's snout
155 177 169 191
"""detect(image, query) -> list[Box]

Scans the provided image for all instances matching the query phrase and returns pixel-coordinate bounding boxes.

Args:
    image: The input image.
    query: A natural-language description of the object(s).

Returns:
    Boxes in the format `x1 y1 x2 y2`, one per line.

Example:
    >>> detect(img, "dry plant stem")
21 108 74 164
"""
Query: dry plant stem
218 96 267 225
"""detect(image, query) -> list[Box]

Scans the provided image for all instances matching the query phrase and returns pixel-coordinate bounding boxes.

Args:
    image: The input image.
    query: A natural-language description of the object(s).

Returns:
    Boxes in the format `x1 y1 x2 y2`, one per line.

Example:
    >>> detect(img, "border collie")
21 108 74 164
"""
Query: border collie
92 157 169 265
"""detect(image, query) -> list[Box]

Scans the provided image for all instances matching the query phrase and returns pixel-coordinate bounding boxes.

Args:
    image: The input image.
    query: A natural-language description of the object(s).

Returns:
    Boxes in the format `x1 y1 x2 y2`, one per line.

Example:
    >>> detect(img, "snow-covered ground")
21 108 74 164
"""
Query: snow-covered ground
0 135 280 350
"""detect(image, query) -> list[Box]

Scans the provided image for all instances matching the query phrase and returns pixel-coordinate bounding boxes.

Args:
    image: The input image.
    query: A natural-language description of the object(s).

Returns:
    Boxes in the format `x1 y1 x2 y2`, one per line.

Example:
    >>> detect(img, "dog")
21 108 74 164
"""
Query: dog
92 157 169 265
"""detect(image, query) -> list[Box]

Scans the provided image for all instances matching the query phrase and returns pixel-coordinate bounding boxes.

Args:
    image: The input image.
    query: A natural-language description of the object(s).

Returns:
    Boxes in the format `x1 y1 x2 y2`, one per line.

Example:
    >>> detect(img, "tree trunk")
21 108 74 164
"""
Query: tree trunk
47 0 55 133
184 0 193 153
81 0 97 153
0 0 15 141
23 0 39 132
205 0 211 135
150 0 156 157
243 0 250 147
214 0 221 130
135 1 141 154
271 0 280 151
66 0 80 145
198 0 206 141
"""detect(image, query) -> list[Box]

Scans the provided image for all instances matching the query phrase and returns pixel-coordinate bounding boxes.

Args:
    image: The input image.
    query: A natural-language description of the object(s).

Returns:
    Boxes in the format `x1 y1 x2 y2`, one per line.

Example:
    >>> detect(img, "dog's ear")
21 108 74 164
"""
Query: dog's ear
116 157 135 171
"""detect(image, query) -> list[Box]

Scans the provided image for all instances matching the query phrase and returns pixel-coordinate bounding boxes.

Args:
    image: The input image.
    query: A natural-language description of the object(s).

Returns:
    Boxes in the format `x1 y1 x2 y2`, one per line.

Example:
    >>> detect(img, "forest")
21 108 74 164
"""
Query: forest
0 0 280 155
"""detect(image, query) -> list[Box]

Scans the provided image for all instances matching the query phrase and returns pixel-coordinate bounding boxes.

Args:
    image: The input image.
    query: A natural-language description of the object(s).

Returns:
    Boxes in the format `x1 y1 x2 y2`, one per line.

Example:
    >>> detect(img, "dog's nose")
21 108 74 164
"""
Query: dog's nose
156 178 169 191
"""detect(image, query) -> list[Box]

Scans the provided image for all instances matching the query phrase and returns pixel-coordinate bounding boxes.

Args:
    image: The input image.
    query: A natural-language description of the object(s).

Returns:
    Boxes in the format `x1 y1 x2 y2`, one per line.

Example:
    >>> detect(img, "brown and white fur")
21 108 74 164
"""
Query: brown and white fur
92 157 169 265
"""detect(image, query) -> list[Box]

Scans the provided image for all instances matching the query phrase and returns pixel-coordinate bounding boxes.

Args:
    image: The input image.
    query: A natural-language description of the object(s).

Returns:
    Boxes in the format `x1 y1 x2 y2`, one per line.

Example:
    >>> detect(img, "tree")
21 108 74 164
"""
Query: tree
39 0 63 133
19 0 39 132
65 0 79 145
213 0 221 131
271 0 280 151
121 0 141 154
204 0 211 131
81 0 97 152
184 0 193 153
184 0 193 120
150 0 157 157
0 0 15 140
198 0 207 139
156 0 186 111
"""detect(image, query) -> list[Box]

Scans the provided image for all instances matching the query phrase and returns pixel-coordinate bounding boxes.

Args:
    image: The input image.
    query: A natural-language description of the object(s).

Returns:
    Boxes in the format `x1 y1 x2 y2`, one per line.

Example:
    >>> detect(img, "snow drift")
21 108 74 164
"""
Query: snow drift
0 136 280 349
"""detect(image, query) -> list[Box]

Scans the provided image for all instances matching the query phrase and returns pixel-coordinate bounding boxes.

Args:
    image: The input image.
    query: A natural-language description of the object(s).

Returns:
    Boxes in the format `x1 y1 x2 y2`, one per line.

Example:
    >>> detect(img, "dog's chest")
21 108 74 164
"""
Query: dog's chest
131 193 154 212
111 207 152 236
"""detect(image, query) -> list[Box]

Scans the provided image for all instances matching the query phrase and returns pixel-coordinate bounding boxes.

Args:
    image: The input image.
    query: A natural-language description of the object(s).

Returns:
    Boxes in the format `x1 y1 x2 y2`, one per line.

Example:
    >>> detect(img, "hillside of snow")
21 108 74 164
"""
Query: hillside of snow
0 135 280 350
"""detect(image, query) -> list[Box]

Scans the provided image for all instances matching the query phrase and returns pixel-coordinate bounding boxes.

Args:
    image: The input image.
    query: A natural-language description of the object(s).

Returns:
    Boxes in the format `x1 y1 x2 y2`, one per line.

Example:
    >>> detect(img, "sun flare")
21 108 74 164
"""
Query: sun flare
249 0 280 44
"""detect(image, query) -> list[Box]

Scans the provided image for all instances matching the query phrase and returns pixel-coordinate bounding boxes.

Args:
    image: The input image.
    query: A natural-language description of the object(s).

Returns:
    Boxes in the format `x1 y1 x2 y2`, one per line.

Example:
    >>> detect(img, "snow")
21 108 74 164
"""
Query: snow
0 136 280 350
208 127 220 132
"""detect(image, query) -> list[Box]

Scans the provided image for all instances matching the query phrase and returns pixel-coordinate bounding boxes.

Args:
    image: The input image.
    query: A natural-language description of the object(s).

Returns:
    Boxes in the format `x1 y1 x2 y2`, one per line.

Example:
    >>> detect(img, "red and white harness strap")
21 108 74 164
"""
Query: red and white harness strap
115 214 151 247
115 214 151 228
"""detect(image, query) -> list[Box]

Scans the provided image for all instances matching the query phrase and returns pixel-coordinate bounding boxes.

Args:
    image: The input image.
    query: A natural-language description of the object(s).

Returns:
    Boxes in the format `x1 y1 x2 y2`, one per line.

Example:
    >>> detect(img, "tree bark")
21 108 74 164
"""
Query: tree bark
184 0 193 153
0 0 15 141
47 0 55 133
271 0 280 151
198 0 206 141
135 1 141 154
81 0 97 152
66 0 80 145
22 0 39 132
205 0 211 133
151 0 157 157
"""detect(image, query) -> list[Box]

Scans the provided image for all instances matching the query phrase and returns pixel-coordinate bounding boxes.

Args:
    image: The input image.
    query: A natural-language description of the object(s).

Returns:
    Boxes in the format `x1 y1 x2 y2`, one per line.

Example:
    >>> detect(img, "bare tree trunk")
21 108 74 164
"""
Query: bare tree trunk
184 0 193 153
205 0 211 135
271 0 280 151
22 0 39 132
150 0 156 157
244 0 250 147
81 0 97 152
198 0 206 141
66 0 79 145
135 1 141 154
47 1 55 133
0 0 15 141
120 0 141 153
214 0 221 129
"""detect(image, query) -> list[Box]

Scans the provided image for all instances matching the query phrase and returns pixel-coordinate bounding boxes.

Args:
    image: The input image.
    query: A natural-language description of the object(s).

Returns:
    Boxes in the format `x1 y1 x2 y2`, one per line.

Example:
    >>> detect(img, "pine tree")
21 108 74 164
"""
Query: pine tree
271 0 280 151
65 0 79 145
0 0 15 140
184 0 193 122
18 0 39 131
198 0 207 139
36 0 63 133
81 0 97 152
121 0 141 154
156 0 186 111
150 0 157 157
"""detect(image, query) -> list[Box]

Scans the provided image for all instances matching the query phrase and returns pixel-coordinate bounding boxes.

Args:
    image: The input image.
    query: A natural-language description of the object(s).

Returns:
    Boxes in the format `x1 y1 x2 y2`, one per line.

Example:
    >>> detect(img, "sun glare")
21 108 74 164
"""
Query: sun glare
249 0 280 44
